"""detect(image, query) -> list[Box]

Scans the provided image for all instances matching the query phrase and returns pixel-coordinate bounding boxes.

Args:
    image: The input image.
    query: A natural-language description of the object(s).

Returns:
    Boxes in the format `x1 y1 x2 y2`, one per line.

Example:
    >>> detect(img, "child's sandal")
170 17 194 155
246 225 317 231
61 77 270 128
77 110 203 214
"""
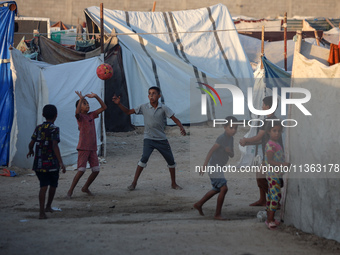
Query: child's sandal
265 220 277 230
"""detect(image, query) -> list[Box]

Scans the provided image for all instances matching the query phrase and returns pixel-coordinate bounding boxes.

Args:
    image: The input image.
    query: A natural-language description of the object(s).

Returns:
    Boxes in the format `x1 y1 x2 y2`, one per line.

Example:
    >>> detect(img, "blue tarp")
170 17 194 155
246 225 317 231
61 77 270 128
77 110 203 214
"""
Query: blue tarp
0 1 17 166
262 55 291 96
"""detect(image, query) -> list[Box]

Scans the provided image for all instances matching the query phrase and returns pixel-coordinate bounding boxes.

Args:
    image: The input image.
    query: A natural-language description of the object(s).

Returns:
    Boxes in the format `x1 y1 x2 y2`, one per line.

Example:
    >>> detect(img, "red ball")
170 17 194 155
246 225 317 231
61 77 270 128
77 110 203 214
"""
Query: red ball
96 63 113 80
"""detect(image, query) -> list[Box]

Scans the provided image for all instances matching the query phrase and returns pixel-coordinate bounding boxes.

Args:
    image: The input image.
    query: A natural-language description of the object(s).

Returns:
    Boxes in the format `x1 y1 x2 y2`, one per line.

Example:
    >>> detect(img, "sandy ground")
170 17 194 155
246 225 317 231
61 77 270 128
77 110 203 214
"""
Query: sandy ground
1 125 340 255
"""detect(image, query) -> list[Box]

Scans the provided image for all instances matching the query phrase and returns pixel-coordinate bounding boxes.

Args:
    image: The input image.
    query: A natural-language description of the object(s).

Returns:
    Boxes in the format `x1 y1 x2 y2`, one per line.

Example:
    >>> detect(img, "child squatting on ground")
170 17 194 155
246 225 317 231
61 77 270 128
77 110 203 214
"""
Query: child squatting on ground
67 91 107 198
112 86 186 191
264 120 290 230
194 116 238 220
27 104 66 219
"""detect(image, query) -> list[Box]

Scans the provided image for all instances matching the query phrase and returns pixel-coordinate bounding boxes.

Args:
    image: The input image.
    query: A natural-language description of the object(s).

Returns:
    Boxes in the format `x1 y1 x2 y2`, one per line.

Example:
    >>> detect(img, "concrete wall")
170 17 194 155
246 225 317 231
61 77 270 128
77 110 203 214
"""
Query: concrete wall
14 0 340 27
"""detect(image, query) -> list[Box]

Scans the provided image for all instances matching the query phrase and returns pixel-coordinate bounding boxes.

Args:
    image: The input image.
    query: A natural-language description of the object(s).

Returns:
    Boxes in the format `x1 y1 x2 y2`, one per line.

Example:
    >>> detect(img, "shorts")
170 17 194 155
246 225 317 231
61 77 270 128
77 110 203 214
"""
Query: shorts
210 178 227 192
77 150 100 172
35 171 59 188
138 139 176 168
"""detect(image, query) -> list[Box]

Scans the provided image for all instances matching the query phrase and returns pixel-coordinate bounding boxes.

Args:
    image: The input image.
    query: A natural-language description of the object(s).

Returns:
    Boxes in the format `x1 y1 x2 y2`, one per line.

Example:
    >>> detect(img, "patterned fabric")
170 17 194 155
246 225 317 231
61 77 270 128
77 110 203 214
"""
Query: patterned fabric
264 139 284 212
31 122 60 173
76 111 99 151
266 176 282 212
264 140 285 178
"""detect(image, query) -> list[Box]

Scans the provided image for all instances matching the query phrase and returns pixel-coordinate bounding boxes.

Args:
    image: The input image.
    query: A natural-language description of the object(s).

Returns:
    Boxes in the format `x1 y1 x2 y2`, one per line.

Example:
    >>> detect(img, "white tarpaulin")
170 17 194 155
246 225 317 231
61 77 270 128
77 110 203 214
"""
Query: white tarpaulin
85 4 254 125
323 27 340 45
10 48 105 168
284 40 340 242
234 19 282 32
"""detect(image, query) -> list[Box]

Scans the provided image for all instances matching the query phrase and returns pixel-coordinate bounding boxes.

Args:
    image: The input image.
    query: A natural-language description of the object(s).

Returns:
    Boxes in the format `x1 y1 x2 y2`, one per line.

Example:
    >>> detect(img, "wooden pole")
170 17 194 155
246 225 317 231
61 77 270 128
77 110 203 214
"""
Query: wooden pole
325 18 335 29
152 1 156 12
100 3 104 54
284 12 287 71
261 25 265 69
314 30 320 46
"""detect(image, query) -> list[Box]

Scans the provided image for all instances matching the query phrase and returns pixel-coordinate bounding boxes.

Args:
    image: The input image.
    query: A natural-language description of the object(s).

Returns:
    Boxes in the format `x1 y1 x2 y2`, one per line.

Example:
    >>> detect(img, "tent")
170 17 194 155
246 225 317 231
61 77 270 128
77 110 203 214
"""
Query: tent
34 35 133 132
0 1 16 166
84 4 255 124
283 34 340 242
237 56 291 167
9 48 105 168
234 18 282 32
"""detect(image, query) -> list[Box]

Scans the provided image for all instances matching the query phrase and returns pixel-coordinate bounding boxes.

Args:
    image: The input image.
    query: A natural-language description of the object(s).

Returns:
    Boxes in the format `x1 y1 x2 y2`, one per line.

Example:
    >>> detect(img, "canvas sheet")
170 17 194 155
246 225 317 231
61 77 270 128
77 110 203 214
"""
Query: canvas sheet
85 4 254 125
236 56 291 167
284 49 340 242
10 49 105 168
0 1 16 166
234 19 282 32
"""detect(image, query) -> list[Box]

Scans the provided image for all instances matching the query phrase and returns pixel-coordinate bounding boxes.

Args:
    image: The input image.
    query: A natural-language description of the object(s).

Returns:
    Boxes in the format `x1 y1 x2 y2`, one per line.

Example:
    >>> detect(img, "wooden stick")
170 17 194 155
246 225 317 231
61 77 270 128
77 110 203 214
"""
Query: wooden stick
152 1 156 12
325 18 335 29
314 30 320 46
284 12 287 71
100 3 104 54
261 26 264 69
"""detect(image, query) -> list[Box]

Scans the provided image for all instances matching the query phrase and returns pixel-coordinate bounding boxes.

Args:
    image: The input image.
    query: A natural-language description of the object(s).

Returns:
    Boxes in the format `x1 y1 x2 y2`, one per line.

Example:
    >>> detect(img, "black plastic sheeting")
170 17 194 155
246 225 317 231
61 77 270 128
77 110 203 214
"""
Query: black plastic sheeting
104 45 134 132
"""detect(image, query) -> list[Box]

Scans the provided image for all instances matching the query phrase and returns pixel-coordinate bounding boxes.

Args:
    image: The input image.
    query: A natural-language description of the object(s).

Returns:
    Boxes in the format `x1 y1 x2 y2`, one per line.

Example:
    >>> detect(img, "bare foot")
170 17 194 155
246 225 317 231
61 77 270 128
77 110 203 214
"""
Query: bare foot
127 184 136 191
214 215 228 220
66 191 73 199
249 200 266 206
39 213 47 219
193 203 204 216
171 184 182 190
81 188 94 196
45 207 54 213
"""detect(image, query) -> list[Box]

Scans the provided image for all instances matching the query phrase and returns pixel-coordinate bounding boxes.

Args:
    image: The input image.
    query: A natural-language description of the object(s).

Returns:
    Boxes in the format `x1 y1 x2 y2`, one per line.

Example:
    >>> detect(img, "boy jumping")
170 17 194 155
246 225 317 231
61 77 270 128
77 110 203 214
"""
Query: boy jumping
67 91 107 198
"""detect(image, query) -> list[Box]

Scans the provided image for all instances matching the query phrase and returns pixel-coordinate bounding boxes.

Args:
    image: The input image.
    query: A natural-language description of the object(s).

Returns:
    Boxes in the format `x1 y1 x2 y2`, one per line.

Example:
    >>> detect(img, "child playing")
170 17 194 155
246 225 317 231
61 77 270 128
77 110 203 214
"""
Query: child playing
112 86 186 190
67 91 107 198
239 96 283 207
27 104 66 219
264 121 290 229
194 116 238 220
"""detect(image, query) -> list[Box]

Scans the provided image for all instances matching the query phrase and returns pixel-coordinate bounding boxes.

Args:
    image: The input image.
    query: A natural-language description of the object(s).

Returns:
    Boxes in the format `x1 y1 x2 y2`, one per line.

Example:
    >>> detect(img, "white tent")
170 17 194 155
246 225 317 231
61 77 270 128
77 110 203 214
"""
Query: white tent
323 27 340 45
85 4 254 124
284 35 340 242
9 49 105 168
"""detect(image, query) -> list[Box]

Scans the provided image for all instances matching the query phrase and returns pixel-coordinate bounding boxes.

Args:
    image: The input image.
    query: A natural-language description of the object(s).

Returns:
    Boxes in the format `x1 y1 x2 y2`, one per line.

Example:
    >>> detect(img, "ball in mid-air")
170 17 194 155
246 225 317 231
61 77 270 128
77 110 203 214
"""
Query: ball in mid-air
96 63 113 80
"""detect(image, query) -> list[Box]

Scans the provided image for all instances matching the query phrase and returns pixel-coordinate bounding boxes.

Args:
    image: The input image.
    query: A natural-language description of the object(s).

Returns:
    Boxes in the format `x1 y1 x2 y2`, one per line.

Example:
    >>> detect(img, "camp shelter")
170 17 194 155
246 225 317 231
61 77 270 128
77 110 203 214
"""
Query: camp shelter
9 48 105 168
237 56 291 167
0 1 17 166
283 33 340 242
84 4 254 125
238 34 296 71
322 27 340 45
14 16 50 47
34 35 133 132
50 20 69 31
234 18 282 32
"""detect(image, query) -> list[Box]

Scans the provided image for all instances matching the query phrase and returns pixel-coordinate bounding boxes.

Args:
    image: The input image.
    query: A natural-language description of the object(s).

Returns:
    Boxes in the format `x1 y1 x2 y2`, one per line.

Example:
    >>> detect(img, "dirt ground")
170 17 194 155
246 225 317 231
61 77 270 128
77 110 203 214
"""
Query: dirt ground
1 125 339 255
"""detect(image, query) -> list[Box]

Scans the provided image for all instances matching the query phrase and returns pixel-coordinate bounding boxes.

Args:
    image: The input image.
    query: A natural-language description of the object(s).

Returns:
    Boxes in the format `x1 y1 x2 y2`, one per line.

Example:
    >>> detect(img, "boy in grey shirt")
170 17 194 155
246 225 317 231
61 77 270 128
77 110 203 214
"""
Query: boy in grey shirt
112 86 186 190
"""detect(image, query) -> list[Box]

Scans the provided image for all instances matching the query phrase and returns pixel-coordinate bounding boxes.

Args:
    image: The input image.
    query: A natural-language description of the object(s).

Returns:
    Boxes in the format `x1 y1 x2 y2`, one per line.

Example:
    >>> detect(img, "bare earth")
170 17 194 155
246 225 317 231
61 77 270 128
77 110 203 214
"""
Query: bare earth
0 125 339 255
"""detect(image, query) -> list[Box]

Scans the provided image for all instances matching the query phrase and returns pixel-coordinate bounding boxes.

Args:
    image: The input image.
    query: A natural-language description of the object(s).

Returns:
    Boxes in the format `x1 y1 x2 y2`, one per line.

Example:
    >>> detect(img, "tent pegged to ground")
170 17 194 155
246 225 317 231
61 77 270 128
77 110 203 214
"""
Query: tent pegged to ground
0 1 17 166
9 49 105 168
284 33 340 243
